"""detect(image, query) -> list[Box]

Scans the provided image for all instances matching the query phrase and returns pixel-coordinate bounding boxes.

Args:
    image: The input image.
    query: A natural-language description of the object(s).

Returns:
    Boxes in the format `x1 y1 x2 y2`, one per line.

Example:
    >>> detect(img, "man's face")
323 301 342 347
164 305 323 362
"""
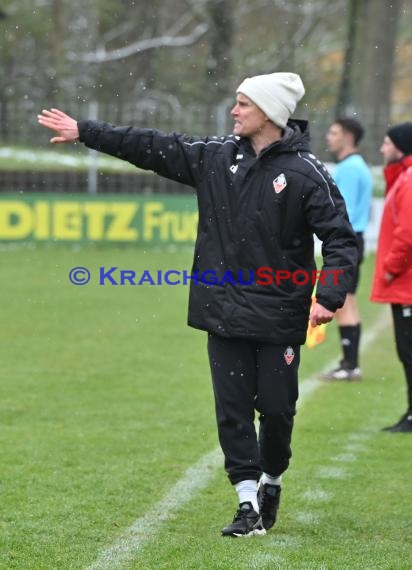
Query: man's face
380 136 404 165
326 123 347 155
231 94 267 138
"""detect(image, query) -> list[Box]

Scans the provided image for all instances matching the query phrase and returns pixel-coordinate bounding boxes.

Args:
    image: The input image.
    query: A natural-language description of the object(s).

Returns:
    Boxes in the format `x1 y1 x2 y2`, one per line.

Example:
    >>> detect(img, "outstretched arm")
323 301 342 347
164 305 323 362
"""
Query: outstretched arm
38 111 207 187
37 108 79 143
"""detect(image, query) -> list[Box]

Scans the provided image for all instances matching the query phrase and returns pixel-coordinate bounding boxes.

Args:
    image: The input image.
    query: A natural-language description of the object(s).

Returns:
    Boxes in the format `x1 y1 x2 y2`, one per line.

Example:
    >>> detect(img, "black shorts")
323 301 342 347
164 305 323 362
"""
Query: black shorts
348 232 364 294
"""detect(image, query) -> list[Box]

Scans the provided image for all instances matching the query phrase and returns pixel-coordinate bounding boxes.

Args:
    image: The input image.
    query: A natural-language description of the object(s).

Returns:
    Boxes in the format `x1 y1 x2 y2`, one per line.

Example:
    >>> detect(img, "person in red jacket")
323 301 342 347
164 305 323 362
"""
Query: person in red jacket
371 122 412 433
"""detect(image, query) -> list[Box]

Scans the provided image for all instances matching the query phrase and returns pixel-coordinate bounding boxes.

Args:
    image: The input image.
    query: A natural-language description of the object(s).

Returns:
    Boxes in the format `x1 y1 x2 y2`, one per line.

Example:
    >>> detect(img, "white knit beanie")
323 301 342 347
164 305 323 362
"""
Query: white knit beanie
236 72 305 128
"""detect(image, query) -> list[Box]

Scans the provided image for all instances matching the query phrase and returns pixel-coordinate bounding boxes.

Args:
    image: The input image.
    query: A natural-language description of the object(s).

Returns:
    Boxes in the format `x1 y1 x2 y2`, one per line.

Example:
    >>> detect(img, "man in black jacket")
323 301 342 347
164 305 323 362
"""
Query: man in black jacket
38 72 358 537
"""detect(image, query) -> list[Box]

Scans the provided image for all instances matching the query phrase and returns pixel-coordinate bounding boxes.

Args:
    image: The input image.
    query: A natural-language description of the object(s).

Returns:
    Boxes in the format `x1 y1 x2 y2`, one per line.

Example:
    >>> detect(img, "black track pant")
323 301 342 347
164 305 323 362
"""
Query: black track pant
207 333 300 485
391 304 412 411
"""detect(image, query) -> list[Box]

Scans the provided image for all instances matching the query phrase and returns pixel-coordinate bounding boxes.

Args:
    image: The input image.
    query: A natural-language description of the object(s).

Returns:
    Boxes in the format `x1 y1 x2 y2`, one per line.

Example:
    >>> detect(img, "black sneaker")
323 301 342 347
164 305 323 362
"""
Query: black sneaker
382 412 412 433
221 502 266 537
258 483 281 530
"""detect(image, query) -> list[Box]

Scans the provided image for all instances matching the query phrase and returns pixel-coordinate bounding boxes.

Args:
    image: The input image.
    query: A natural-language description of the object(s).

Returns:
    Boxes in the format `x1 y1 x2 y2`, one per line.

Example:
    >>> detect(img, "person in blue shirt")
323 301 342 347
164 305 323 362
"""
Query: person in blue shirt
322 118 373 380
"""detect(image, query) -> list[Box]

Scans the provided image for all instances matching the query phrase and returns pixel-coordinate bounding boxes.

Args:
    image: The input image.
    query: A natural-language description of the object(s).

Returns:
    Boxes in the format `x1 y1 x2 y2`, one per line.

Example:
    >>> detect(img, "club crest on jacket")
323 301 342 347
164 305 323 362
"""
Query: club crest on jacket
273 173 287 193
284 346 295 365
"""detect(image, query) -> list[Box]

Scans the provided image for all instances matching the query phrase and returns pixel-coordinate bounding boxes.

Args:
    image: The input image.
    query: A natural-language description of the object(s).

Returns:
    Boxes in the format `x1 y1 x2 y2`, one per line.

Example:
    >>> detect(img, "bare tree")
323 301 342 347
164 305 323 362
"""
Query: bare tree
235 0 345 74
77 13 208 64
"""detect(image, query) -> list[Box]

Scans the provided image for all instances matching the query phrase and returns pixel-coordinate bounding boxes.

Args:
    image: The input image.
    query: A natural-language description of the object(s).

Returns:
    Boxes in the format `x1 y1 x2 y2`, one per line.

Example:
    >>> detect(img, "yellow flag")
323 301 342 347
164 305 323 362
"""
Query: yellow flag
306 297 327 348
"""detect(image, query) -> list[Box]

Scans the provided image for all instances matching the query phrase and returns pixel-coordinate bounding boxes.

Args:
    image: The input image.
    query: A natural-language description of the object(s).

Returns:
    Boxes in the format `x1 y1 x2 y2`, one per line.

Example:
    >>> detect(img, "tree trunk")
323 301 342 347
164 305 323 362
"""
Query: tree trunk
336 0 401 162
51 0 65 98
335 0 358 117
206 0 234 105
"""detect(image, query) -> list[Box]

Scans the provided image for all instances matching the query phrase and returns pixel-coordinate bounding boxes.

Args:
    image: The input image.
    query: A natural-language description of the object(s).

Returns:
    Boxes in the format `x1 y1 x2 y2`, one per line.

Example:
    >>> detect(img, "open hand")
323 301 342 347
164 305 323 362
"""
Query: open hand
37 108 79 144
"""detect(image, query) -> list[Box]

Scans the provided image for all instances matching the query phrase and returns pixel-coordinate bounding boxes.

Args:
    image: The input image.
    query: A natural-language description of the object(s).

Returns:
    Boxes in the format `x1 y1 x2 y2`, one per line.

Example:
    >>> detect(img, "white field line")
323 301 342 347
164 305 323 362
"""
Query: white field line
85 448 222 570
295 428 374 530
85 308 389 570
245 308 390 567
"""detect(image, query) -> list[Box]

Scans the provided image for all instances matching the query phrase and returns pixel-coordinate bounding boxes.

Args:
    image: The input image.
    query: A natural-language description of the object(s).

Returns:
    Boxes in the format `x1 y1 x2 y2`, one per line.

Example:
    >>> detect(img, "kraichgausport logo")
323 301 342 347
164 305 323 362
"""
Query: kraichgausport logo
68 267 344 286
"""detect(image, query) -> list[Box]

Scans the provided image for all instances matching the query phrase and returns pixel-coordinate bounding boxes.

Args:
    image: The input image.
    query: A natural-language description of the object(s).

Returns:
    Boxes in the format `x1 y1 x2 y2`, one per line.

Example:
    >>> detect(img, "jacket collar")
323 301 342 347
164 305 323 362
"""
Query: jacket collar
384 154 412 189
240 118 311 158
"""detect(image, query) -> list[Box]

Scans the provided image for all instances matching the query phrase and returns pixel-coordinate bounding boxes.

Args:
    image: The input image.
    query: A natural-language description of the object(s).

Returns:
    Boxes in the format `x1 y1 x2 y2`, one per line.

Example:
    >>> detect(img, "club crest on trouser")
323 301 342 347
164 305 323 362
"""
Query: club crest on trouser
273 173 287 193
284 346 295 365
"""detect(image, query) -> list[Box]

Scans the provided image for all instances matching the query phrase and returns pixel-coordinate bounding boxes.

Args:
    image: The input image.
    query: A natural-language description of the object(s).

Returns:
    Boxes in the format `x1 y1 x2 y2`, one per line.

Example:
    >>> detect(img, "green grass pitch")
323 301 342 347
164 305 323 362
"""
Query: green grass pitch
0 245 410 569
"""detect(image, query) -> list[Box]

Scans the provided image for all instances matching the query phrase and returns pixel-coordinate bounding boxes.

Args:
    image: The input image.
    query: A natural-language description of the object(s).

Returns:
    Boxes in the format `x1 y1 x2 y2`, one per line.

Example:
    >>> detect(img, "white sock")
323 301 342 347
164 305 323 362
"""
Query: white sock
261 473 282 486
235 480 259 513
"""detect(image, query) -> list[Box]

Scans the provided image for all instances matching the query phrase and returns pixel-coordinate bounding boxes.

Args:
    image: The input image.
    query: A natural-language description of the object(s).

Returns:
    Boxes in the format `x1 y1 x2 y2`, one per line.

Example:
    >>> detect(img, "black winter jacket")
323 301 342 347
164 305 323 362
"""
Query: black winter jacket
78 119 358 344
